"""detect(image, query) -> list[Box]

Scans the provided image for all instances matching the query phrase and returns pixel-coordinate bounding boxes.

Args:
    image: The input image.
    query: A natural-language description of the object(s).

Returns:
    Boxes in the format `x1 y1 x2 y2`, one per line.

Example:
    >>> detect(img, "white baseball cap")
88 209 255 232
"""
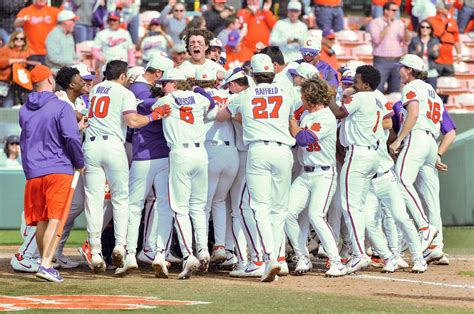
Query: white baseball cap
71 63 95 80
339 60 365 73
288 1 302 11
341 69 356 84
195 67 217 81
147 54 174 72
210 37 223 48
159 68 186 81
58 10 79 22
398 54 425 72
221 67 246 87
288 62 319 79
300 37 322 54
251 54 274 74
127 66 145 77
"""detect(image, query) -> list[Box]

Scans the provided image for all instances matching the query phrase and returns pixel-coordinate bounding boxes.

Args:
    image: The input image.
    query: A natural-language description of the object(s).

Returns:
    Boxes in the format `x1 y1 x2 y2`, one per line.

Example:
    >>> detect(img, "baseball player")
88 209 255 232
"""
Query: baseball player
328 65 382 274
194 67 239 263
216 68 265 278
83 60 170 273
286 77 347 277
389 54 440 253
225 54 296 282
151 68 214 280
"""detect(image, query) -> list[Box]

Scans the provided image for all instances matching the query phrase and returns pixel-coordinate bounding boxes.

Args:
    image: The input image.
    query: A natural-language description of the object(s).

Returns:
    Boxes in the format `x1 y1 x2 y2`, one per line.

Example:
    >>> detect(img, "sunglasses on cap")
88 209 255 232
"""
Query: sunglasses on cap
9 142 20 145
302 51 319 58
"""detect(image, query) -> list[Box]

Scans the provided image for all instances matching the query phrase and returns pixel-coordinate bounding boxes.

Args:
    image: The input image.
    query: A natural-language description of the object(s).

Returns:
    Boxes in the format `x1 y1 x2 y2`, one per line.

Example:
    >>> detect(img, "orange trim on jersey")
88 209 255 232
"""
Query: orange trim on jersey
122 110 137 115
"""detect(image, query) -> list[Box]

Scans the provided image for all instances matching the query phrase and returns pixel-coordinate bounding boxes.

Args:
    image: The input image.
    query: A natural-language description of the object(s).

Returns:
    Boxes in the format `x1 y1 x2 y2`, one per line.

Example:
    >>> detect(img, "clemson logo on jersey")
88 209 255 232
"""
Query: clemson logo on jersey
310 123 321 132
406 91 416 100
385 102 393 110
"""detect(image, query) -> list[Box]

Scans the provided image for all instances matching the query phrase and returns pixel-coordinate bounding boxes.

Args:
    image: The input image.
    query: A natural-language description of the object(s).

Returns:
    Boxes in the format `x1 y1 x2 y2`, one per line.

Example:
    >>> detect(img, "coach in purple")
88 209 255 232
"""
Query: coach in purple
118 54 176 275
19 64 84 282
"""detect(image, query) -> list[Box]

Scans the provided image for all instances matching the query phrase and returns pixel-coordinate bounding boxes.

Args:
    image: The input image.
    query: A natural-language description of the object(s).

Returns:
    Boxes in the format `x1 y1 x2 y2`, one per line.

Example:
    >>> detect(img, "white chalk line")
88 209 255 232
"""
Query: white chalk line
352 274 474 290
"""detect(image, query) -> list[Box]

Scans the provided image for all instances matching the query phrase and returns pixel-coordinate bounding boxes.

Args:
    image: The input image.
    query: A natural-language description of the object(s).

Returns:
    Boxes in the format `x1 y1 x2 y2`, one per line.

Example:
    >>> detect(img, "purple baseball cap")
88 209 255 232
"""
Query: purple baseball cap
227 30 240 47
149 18 160 25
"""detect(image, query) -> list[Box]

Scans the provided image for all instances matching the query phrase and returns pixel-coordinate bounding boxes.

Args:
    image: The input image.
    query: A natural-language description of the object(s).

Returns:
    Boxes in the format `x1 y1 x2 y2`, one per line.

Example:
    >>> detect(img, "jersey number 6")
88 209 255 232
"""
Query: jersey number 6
180 106 194 124
252 96 283 119
88 96 110 118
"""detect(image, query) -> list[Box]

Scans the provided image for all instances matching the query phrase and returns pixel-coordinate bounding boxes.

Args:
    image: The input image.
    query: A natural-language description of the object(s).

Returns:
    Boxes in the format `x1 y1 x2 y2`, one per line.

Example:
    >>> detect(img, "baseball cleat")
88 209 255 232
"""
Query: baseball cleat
346 255 371 274
178 255 200 280
277 257 289 276
91 253 106 273
166 251 183 265
112 245 126 268
11 253 39 273
261 260 281 283
419 225 438 252
152 252 169 279
294 255 312 275
197 249 210 272
365 247 373 257
396 255 410 269
230 261 264 278
382 256 400 273
54 254 80 269
412 258 428 273
115 253 139 276
228 261 247 277
220 250 237 269
211 246 227 264
137 249 155 265
370 256 385 268
423 245 444 264
36 266 64 283
433 254 449 265
326 261 347 277
78 241 93 270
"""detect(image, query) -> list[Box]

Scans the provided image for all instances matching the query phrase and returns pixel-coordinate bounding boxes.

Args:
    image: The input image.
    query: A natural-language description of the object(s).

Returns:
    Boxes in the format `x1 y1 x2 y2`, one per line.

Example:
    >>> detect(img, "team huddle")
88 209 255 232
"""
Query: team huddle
13 28 456 283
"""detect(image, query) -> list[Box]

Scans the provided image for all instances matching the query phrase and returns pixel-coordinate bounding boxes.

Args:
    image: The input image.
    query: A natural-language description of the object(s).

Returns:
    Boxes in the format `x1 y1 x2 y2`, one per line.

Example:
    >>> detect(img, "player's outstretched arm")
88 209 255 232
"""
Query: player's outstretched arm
124 104 171 128
328 97 347 119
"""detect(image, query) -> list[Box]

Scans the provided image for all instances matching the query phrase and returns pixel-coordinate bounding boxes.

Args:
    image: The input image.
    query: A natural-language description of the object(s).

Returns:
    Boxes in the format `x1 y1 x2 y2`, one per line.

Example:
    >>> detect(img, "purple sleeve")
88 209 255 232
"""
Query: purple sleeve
391 101 402 133
193 86 216 110
295 129 318 147
440 108 456 135
59 104 85 169
130 82 157 112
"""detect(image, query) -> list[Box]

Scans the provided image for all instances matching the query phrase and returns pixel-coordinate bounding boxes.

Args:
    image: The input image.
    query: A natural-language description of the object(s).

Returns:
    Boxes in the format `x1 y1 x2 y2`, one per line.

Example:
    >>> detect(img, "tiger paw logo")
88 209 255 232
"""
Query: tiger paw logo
264 65 270 70
385 102 393 110
310 123 321 132
406 91 416 100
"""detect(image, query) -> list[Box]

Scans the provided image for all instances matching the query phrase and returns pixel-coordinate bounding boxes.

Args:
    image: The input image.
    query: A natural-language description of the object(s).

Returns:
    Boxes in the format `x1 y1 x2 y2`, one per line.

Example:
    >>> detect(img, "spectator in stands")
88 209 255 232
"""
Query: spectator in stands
186 16 207 30
14 0 60 65
314 0 344 32
170 43 188 66
372 0 401 19
0 135 22 168
114 0 141 44
137 18 173 64
408 20 440 89
92 11 136 67
428 1 462 78
159 0 187 44
217 14 246 46
269 1 308 63
368 1 410 93
0 1 26 45
319 29 338 72
0 30 33 108
207 38 224 63
225 30 253 69
204 0 236 36
45 11 79 73
237 0 276 53
73 0 95 43
458 0 474 33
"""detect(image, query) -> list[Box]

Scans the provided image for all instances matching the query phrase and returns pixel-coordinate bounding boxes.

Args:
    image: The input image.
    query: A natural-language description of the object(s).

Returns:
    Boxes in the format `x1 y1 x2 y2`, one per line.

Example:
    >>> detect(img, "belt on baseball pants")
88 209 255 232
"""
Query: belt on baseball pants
182 143 200 148
89 135 108 142
372 169 390 179
263 140 282 146
207 140 230 146
345 142 379 151
304 165 331 172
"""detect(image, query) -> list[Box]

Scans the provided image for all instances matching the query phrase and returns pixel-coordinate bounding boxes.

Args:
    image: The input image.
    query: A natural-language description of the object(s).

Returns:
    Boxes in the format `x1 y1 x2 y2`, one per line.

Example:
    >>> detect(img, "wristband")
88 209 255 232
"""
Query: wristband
437 153 442 158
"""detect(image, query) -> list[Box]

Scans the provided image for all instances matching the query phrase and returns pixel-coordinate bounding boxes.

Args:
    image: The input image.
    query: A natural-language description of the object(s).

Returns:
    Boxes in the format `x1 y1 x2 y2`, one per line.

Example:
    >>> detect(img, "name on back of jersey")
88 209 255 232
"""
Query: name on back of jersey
255 87 279 95
175 96 196 106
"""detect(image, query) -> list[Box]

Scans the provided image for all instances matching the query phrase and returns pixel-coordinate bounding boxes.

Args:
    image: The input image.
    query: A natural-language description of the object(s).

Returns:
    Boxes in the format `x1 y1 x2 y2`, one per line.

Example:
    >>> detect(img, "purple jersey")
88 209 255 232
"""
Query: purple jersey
129 80 169 161
296 59 339 88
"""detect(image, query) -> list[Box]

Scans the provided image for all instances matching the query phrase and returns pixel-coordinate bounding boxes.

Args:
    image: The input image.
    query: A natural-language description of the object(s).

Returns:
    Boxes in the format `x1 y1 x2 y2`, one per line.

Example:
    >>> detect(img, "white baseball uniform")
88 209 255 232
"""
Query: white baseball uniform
178 59 226 79
339 91 381 258
141 34 172 62
394 80 443 231
229 82 295 261
83 80 136 254
152 90 212 258
93 28 134 63
285 107 341 262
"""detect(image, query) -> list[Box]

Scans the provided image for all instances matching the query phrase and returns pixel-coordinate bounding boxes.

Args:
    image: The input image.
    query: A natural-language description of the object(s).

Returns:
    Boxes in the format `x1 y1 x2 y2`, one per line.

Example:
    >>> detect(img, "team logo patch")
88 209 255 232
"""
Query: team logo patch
202 74 207 79
310 123 321 132
385 102 393 110
264 65 269 70
406 91 416 100
0 295 209 311
306 39 313 46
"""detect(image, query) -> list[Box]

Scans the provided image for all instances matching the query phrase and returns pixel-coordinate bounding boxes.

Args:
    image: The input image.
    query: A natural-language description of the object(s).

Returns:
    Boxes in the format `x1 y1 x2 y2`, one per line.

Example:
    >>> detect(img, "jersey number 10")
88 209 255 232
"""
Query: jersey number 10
88 96 110 118
252 96 282 119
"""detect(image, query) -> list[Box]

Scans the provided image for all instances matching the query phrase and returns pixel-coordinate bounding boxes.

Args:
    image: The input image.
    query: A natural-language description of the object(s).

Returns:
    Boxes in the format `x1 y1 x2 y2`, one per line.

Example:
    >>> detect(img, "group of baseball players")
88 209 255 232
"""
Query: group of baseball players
12 28 456 283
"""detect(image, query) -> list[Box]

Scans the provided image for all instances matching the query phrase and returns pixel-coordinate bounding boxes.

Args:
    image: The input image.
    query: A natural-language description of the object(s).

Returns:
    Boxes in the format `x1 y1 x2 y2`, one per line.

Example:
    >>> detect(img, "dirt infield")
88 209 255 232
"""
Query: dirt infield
1 247 473 312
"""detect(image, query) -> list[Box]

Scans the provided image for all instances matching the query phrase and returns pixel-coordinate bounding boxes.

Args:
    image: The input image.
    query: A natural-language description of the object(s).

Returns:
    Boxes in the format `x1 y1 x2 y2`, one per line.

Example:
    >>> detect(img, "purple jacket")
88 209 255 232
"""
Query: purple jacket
129 81 169 161
19 91 84 180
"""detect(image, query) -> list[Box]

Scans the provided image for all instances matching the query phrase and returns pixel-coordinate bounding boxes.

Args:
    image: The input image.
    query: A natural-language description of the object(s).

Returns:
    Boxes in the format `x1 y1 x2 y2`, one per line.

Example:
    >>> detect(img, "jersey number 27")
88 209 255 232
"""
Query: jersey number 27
252 96 282 119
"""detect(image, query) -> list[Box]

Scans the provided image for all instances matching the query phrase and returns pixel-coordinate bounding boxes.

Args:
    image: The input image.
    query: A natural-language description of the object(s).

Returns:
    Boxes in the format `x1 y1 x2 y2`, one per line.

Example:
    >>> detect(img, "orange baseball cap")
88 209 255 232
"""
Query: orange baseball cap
30 64 52 84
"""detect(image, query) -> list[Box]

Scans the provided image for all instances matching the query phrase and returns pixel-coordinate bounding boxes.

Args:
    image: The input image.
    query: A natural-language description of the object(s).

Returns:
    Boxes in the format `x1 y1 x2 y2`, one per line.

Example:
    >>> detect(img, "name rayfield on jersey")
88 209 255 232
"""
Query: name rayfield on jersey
255 87 279 96
175 96 196 106
95 86 111 94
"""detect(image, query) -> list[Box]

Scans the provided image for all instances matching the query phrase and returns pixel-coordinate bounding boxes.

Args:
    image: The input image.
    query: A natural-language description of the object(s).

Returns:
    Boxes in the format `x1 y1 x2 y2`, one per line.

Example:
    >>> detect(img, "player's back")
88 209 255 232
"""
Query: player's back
239 82 296 146
159 90 210 147
86 80 136 143
204 88 235 143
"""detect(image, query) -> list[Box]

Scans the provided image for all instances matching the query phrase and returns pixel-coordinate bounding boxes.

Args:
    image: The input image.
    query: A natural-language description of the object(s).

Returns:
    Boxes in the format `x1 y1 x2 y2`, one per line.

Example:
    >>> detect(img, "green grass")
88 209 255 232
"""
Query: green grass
1 227 473 255
0 274 470 313
459 271 474 277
